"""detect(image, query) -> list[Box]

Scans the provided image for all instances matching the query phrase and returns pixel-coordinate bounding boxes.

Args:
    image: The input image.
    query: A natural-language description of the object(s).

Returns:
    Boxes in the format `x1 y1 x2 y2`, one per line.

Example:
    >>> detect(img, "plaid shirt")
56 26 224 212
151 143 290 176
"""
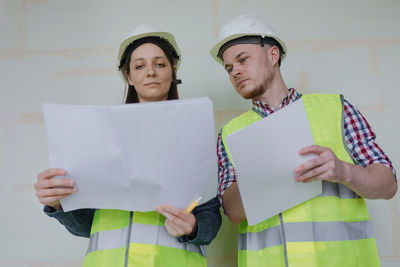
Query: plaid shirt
217 88 396 204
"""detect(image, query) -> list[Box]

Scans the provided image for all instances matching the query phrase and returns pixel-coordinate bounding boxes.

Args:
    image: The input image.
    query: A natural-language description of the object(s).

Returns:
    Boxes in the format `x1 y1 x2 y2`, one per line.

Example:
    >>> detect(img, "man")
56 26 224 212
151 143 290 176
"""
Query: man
210 14 397 266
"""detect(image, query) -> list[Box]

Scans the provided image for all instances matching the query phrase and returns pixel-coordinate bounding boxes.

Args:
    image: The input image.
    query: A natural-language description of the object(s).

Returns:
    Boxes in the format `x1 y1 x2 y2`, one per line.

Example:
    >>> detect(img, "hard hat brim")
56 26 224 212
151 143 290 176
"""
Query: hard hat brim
210 33 287 65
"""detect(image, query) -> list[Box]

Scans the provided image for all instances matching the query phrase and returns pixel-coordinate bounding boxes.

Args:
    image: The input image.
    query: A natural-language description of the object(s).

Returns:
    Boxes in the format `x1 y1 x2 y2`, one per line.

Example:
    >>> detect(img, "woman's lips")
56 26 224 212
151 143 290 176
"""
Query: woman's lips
145 82 160 86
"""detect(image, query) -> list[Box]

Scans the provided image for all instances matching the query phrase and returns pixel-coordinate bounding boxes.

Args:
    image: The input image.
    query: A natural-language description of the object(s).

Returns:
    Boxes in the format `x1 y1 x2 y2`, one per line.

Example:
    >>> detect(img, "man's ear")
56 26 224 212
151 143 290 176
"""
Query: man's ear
269 46 280 66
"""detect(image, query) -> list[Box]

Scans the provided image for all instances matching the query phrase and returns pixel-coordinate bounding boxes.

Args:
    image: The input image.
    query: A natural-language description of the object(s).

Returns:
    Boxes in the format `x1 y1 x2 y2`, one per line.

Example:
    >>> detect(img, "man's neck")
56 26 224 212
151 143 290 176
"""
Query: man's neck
253 80 289 109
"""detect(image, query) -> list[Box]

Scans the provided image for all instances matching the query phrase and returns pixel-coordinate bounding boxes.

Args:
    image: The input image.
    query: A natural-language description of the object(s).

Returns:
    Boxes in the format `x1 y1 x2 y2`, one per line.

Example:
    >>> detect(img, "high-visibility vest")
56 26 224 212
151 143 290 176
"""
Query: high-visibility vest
221 94 380 267
82 209 206 267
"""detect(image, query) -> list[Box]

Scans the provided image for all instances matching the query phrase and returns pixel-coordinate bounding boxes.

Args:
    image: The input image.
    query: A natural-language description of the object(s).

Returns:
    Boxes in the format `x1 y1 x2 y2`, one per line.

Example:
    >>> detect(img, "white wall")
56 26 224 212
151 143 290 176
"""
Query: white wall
0 0 399 266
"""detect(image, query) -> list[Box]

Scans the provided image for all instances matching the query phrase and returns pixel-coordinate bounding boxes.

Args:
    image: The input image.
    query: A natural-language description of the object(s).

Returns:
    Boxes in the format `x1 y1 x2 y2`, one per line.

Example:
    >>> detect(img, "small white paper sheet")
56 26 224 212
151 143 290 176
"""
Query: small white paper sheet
226 98 321 226
43 97 217 212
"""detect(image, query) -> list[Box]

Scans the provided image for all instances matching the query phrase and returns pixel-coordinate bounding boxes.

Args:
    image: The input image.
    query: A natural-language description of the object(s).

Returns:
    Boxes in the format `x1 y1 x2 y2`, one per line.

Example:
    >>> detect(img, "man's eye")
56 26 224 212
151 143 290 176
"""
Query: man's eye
240 57 247 63
226 67 233 73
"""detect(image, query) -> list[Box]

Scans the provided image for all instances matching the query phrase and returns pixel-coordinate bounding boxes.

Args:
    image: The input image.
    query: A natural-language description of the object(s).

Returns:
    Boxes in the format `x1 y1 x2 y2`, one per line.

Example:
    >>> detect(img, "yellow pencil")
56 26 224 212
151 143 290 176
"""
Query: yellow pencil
185 196 202 213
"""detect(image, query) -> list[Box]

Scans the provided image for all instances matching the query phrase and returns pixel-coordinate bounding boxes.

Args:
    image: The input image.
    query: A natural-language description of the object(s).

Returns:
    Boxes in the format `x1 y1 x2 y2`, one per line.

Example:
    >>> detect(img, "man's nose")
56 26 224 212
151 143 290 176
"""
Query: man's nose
232 63 243 77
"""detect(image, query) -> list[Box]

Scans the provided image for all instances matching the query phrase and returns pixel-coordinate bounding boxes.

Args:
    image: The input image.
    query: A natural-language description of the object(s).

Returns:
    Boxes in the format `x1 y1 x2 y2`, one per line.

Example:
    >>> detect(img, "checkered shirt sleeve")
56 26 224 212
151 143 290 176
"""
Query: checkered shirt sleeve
217 131 237 205
343 99 396 175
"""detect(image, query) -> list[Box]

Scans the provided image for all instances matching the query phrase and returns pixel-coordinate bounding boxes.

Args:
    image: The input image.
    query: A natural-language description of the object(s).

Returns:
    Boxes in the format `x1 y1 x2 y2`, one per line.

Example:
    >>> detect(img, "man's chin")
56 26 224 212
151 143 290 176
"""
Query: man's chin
236 88 252 99
242 94 253 100
237 86 265 100
239 90 260 100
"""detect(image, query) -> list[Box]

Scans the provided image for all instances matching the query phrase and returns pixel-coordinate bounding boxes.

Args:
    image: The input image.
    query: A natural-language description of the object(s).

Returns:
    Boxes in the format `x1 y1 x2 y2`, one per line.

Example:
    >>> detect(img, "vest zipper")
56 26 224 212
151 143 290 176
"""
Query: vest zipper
279 212 289 267
124 211 133 267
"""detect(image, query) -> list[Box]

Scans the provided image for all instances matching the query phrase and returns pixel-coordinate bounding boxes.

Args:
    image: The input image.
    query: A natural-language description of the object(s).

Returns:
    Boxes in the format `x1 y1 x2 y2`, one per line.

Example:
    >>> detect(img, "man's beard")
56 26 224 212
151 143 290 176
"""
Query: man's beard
238 84 266 99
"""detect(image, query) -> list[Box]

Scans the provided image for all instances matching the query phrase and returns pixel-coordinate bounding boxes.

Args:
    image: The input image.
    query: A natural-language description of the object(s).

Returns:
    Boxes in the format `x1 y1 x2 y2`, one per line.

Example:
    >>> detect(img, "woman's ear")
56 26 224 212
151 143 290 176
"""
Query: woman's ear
126 71 134 86
171 66 177 81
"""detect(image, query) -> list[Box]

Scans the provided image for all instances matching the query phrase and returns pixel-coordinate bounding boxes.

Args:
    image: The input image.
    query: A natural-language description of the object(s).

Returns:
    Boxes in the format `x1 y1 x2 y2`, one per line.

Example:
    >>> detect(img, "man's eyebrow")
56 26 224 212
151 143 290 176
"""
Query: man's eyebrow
224 52 247 70
235 51 247 60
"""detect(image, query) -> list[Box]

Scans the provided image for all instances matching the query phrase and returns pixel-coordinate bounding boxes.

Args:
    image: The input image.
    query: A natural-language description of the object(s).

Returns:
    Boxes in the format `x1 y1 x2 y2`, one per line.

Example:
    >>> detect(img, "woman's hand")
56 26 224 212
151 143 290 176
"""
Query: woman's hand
34 168 76 210
155 204 197 238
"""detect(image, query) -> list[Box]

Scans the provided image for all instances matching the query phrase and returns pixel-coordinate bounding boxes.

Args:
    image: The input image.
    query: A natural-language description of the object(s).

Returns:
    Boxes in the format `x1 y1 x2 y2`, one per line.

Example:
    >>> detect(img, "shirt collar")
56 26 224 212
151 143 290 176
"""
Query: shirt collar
252 88 302 117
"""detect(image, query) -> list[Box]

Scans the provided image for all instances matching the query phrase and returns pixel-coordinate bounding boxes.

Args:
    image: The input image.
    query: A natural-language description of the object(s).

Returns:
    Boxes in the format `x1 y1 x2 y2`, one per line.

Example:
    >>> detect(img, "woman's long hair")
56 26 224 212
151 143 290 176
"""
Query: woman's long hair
118 37 180 103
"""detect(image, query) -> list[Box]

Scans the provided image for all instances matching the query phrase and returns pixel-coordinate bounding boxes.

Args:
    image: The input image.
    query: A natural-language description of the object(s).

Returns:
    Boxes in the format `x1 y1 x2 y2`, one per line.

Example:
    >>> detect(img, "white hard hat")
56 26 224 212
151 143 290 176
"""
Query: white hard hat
116 25 181 82
210 14 287 65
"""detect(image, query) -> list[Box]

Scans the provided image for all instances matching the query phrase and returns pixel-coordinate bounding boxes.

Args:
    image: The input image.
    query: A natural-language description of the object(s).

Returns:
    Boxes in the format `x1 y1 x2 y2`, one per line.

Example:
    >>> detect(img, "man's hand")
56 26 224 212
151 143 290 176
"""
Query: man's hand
155 204 197 238
294 144 397 199
294 145 348 184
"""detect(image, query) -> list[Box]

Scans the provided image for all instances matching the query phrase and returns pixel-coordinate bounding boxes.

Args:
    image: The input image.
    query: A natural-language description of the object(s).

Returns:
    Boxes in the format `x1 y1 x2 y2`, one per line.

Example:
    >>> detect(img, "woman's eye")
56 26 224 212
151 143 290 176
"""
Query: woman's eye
157 63 166 67
135 65 144 70
226 67 233 74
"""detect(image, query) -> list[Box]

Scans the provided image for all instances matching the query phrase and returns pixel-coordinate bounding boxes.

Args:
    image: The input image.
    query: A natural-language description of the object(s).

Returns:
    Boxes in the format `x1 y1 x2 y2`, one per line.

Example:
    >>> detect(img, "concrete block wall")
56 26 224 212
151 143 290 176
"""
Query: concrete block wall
0 0 399 266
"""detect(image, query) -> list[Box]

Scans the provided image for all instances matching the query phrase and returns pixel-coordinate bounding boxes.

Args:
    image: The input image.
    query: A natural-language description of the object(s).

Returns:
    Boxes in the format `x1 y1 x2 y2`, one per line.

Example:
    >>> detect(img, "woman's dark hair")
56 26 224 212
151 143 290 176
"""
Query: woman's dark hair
118 36 180 103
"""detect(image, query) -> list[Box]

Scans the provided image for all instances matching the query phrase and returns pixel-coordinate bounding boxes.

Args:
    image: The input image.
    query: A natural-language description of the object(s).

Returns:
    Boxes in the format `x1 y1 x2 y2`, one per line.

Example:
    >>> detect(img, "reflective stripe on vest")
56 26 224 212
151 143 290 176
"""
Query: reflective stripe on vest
221 94 380 267
319 180 360 199
87 223 205 256
239 220 374 251
83 210 206 267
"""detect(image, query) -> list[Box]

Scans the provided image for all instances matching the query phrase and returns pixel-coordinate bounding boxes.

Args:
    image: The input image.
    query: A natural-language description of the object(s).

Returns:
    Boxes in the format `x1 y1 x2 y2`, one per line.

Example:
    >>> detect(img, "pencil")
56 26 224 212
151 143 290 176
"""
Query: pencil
185 196 202 213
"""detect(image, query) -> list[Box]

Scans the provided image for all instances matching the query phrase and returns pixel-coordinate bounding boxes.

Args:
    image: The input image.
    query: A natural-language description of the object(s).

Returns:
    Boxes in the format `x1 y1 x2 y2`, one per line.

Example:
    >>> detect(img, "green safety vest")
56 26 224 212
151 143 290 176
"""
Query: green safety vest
82 209 206 267
221 94 380 267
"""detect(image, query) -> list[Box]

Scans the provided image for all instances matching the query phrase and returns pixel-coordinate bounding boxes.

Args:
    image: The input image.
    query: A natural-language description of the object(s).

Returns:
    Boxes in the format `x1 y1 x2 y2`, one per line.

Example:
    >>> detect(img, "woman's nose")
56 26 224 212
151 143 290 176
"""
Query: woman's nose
146 65 156 76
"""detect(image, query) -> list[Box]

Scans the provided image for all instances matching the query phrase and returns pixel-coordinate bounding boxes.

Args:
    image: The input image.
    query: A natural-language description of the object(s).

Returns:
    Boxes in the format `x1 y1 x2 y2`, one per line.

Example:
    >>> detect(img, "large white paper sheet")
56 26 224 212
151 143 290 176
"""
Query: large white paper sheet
226 99 321 225
43 97 217 212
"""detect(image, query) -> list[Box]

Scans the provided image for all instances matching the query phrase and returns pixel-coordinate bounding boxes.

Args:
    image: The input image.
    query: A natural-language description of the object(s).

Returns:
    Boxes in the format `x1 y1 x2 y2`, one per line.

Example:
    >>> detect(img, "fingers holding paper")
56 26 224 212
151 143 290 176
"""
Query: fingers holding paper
34 168 76 210
294 145 348 184
155 204 197 238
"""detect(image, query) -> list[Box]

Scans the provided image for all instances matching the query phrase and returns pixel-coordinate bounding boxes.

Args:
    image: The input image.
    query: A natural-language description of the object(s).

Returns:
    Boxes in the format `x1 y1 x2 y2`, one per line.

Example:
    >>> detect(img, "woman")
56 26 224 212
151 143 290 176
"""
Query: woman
34 25 221 267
